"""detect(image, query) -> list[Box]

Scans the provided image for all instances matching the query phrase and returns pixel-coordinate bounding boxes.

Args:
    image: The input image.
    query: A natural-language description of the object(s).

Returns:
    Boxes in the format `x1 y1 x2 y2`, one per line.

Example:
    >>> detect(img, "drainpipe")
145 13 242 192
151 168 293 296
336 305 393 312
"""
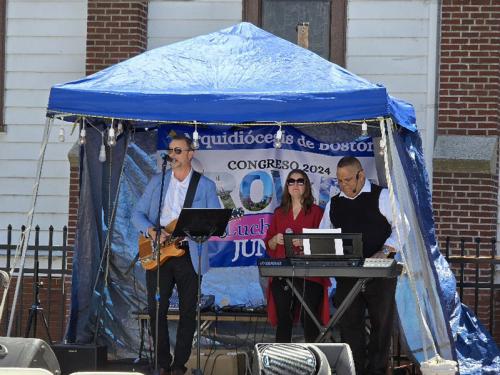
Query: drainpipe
496 138 500 283
429 0 442 177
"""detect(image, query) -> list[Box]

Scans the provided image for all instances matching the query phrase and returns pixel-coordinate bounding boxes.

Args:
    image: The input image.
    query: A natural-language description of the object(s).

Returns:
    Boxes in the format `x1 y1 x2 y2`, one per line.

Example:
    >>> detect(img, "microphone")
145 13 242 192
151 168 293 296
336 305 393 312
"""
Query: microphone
285 228 293 247
286 228 303 255
352 171 360 194
161 153 172 162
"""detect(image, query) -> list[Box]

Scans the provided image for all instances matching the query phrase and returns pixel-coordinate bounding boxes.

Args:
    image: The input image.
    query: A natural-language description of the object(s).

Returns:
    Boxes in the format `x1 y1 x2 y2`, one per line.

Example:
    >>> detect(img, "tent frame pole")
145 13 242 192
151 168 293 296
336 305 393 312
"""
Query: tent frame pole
5 117 53 337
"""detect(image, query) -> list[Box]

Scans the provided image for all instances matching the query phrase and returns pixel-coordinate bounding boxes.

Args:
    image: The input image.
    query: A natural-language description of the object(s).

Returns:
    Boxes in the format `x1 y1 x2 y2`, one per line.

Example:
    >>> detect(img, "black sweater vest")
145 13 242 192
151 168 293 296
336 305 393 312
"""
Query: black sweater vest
329 183 391 258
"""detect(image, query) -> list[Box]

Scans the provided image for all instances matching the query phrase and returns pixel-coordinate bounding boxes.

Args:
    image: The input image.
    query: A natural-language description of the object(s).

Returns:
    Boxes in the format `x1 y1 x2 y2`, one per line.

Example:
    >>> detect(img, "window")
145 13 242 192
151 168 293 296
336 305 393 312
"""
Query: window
243 0 346 66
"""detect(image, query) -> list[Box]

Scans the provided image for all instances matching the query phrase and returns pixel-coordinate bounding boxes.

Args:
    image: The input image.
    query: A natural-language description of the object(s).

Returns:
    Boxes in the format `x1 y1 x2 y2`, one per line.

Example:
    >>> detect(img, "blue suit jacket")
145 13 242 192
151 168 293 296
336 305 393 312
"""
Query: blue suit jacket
131 169 221 274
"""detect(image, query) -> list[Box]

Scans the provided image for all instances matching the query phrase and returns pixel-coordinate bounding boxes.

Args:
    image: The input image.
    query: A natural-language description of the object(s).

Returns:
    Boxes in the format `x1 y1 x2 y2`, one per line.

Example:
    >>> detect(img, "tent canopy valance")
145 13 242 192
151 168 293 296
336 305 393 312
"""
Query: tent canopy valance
46 22 416 130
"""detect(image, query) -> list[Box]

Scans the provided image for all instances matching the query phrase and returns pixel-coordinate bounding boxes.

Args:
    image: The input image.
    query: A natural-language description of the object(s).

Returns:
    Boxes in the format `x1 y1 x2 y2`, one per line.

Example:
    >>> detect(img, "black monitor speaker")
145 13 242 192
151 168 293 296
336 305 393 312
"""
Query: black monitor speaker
50 343 107 375
253 343 355 375
0 337 61 374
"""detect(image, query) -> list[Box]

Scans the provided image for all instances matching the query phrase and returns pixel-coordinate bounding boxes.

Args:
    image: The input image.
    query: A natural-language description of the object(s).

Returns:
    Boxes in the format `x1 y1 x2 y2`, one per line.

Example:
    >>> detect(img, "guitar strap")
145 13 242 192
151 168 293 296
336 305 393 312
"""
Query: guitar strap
183 170 201 208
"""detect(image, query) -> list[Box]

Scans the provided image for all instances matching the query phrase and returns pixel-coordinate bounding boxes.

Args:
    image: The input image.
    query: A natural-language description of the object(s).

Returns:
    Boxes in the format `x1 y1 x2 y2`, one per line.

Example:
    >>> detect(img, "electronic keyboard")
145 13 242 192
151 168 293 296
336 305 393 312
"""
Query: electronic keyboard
257 258 402 278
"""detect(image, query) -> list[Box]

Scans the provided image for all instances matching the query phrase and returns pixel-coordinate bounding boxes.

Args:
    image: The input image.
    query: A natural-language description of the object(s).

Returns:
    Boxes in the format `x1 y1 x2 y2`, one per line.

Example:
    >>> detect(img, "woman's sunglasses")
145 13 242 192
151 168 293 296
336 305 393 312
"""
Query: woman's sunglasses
167 147 191 155
287 178 305 186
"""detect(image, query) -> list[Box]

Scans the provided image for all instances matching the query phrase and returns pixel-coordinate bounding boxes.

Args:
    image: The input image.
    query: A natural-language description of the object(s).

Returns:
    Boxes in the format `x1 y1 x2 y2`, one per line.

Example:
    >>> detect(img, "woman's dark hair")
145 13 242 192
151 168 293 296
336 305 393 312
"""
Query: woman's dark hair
280 169 314 214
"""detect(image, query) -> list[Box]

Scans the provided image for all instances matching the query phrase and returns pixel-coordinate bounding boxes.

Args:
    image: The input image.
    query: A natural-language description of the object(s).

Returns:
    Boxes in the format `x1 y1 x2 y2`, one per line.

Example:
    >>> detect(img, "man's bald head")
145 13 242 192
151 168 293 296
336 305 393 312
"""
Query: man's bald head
337 156 363 171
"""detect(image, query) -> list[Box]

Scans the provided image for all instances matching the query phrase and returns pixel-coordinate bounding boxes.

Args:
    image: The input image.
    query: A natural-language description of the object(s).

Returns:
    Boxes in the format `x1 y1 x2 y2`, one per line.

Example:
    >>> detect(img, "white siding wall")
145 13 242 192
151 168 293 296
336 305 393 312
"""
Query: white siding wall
346 0 439 174
0 0 87 243
148 0 242 49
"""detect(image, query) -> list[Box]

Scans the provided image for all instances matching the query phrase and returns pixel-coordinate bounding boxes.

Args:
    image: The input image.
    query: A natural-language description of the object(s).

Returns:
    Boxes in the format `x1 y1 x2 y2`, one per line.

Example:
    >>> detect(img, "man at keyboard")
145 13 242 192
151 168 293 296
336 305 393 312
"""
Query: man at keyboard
319 156 404 375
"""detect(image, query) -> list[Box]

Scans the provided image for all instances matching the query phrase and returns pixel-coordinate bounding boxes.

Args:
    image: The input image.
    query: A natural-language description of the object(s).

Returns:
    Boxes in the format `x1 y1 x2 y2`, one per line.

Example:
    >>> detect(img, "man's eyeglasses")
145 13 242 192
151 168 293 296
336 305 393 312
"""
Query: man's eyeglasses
167 147 191 155
287 178 305 186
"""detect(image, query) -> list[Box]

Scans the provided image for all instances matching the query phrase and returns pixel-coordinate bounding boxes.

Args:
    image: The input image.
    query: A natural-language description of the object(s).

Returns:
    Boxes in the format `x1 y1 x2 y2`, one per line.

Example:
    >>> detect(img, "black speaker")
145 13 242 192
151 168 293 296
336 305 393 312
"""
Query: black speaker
0 337 61 374
50 343 107 375
253 343 355 375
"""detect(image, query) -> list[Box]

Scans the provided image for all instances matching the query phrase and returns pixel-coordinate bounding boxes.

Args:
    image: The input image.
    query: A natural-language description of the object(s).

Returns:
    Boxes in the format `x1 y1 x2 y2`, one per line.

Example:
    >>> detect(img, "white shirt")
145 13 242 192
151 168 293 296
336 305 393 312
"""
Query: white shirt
160 169 193 226
319 179 403 251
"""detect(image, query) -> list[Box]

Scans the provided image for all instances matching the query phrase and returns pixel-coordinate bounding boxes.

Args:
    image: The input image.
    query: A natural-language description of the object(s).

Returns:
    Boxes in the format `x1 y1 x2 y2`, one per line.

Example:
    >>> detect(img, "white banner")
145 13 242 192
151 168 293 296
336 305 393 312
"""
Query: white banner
158 125 376 305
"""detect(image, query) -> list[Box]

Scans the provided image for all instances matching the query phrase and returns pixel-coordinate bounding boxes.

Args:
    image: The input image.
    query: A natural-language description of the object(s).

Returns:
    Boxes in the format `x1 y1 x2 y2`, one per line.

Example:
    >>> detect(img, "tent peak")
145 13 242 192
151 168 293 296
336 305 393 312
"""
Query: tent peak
47 22 416 131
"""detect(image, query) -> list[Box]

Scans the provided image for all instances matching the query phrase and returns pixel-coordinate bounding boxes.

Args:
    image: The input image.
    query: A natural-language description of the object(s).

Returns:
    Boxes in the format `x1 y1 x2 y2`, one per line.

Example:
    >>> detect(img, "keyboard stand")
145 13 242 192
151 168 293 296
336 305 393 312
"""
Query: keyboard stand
316 278 368 342
284 277 370 343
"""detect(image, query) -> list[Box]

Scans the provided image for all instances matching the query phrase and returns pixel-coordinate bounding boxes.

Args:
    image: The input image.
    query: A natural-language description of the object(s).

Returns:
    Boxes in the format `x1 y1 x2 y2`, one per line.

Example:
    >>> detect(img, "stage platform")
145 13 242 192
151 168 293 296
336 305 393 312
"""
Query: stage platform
49 310 416 374
102 349 248 375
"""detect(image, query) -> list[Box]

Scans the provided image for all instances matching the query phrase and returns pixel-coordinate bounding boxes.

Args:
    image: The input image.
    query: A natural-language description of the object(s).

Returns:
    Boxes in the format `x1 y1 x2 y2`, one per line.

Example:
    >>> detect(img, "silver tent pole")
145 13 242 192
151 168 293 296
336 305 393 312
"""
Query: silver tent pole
5 116 53 336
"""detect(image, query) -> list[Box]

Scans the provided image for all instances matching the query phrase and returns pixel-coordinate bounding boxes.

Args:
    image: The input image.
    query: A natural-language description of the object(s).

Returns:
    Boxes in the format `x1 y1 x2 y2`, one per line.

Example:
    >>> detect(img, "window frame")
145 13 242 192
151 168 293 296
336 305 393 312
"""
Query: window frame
243 0 347 66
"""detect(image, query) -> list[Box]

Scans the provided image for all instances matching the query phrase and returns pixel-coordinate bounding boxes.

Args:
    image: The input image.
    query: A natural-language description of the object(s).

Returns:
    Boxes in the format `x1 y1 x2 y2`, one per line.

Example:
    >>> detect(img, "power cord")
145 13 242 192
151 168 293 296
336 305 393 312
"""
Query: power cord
202 316 217 375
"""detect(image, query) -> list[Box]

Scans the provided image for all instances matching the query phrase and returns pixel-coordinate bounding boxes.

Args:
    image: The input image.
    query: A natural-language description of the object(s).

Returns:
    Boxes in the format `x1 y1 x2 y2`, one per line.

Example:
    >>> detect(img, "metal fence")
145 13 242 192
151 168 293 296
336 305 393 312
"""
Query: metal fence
444 236 499 337
0 225 70 341
1 225 498 368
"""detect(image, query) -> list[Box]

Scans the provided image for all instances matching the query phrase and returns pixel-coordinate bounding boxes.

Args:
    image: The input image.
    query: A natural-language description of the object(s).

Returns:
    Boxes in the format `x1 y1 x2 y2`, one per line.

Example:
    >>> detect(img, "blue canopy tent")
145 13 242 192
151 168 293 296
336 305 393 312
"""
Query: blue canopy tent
47 24 414 129
45 23 498 373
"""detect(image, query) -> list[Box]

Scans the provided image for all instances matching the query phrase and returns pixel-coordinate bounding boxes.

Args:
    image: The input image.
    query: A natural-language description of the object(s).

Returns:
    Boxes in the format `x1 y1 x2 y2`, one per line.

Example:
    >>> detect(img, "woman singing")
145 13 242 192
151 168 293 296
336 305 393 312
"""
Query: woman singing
265 169 331 342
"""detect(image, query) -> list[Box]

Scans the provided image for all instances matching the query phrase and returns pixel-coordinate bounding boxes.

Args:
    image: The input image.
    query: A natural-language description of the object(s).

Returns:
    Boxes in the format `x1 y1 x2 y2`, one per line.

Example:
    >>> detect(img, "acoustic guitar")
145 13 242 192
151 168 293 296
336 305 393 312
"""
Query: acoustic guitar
138 219 185 271
137 208 244 271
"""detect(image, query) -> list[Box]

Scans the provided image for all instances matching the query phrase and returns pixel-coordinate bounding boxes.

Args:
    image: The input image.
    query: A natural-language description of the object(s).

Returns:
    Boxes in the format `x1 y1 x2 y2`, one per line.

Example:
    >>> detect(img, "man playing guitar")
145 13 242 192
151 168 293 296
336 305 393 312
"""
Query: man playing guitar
132 134 220 375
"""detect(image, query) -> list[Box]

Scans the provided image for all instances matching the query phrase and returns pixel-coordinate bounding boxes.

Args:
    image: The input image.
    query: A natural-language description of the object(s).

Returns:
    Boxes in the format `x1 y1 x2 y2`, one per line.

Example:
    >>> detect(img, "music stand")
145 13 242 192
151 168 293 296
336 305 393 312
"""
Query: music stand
283 233 363 259
172 208 231 375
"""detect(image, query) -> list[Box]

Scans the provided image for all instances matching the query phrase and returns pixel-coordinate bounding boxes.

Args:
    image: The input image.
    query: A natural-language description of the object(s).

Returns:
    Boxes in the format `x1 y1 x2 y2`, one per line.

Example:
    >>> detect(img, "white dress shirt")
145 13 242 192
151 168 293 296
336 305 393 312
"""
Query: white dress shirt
319 179 403 251
160 169 193 226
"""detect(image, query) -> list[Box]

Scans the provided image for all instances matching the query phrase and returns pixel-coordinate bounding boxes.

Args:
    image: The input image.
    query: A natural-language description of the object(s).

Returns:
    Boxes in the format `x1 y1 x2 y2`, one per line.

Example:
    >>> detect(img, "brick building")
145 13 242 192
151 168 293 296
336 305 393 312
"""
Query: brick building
432 0 499 340
0 0 498 350
67 0 500 345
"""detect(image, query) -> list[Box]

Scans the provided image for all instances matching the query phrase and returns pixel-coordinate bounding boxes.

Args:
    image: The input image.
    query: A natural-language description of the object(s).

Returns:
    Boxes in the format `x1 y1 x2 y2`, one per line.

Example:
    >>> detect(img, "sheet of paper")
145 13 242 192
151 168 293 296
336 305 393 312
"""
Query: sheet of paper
302 228 344 255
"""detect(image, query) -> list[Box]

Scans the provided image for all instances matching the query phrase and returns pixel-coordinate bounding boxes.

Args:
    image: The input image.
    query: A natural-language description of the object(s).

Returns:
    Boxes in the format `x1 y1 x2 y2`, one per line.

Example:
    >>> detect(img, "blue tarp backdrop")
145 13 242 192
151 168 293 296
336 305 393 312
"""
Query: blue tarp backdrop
46 23 499 373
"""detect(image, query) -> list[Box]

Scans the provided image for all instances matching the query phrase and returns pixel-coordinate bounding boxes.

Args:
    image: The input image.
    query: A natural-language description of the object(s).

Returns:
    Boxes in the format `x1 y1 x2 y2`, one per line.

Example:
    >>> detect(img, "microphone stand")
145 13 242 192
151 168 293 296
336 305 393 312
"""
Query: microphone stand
171 207 231 375
184 228 217 375
152 154 169 375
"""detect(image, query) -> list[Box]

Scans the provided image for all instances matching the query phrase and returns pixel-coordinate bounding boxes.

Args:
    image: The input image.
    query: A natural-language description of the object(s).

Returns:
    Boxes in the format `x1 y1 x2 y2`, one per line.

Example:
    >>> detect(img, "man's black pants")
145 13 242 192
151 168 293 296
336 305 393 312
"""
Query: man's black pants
334 277 397 375
146 250 198 372
271 277 324 343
